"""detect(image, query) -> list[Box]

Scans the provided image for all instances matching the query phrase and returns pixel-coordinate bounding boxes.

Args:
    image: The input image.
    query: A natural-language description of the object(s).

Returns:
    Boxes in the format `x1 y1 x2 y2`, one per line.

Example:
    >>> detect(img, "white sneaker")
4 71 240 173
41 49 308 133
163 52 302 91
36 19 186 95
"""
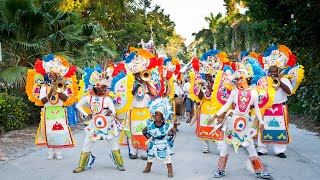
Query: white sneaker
48 154 55 160
55 154 63 160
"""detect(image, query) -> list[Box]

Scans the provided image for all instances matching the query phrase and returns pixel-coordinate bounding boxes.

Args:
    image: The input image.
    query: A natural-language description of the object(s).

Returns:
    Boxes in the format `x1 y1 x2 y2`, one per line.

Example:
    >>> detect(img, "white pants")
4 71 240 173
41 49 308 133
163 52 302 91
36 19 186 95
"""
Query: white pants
48 148 62 155
202 140 223 151
128 138 147 156
82 135 119 152
147 156 172 164
220 140 258 157
257 132 287 154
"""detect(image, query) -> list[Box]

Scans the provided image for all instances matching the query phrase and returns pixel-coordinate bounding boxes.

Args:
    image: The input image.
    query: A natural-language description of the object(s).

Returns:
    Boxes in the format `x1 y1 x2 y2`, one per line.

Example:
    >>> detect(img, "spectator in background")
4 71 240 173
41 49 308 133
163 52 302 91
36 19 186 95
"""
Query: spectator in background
182 77 194 123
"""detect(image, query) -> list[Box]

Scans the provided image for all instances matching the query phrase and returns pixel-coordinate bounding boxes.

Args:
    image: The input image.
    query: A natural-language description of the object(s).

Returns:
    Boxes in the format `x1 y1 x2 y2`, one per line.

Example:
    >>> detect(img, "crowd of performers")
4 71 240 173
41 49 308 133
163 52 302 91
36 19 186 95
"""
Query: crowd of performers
25 41 304 179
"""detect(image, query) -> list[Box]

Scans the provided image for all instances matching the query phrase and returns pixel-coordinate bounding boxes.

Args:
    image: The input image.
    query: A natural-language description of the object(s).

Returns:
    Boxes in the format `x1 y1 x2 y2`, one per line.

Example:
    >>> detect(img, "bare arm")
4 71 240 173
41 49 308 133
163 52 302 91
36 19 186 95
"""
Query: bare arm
132 83 141 95
145 81 157 96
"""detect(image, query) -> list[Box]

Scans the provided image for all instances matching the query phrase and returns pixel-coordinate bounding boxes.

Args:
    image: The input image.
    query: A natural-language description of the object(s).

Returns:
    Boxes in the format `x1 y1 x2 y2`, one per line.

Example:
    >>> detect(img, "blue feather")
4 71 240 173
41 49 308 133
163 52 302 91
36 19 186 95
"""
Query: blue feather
83 67 94 89
125 52 136 63
44 54 54 62
248 58 266 85
200 73 206 80
110 71 126 92
264 45 278 57
200 49 220 61
164 57 172 65
223 65 234 74
95 65 102 73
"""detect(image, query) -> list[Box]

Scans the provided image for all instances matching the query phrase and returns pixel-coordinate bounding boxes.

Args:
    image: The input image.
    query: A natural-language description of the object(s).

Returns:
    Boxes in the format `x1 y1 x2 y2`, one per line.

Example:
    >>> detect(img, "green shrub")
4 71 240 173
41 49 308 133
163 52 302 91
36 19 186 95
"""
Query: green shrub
0 92 32 133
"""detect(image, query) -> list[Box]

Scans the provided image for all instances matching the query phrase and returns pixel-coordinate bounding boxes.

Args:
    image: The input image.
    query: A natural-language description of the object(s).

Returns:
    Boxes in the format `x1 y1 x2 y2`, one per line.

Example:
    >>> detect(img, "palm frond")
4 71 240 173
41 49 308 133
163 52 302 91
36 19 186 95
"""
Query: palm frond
0 66 27 88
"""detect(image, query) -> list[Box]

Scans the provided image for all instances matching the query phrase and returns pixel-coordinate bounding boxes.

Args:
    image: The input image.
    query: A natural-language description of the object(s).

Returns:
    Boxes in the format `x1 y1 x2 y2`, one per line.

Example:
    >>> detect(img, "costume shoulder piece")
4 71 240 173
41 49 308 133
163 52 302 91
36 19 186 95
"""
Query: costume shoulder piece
110 66 134 114
26 54 78 106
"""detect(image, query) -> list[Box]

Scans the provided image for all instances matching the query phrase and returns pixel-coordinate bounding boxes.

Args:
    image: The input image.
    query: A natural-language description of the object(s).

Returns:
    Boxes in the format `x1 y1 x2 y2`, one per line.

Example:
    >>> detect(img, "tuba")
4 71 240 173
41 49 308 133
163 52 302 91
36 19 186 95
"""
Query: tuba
140 70 151 81
53 80 66 93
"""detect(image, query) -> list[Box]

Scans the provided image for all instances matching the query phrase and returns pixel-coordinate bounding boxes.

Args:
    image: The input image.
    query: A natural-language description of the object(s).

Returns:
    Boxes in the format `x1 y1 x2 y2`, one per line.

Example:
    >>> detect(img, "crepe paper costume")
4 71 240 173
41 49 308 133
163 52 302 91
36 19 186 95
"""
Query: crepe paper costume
257 45 304 156
26 54 77 150
212 66 271 179
119 48 155 157
142 97 175 178
73 65 125 173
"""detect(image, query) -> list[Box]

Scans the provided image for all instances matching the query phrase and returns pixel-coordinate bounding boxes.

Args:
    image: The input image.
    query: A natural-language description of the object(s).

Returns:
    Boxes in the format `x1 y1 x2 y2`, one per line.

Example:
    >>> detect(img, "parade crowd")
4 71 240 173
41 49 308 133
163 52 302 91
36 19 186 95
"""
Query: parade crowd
25 38 304 179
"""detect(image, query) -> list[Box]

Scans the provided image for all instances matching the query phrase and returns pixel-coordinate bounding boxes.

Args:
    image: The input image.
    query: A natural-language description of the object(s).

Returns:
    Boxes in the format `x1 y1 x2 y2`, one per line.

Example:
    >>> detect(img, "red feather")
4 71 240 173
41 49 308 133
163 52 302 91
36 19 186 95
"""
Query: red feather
191 57 200 72
112 62 127 76
257 56 264 69
34 59 46 75
287 53 297 67
147 57 158 69
64 65 77 78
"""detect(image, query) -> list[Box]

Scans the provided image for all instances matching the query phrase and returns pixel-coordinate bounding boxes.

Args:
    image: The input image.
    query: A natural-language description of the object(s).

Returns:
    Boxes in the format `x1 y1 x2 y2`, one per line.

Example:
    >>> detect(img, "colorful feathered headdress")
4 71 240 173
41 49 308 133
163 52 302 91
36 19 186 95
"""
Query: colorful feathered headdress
148 97 173 120
263 45 296 70
83 65 112 90
125 47 154 73
34 54 76 78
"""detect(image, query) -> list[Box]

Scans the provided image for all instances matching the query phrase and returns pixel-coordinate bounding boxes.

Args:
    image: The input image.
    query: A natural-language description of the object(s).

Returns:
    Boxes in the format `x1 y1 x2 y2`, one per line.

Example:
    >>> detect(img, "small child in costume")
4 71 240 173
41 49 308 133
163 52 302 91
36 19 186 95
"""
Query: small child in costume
142 98 176 178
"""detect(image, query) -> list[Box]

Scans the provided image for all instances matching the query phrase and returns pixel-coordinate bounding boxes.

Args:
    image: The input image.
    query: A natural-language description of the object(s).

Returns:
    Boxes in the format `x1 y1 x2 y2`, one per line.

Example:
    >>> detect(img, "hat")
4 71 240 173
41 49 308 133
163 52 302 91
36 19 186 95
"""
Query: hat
148 97 173 121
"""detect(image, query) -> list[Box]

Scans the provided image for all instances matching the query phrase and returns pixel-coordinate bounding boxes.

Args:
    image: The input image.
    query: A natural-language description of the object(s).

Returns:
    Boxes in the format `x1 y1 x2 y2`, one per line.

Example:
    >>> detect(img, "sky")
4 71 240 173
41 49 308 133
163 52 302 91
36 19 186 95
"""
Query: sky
151 0 227 46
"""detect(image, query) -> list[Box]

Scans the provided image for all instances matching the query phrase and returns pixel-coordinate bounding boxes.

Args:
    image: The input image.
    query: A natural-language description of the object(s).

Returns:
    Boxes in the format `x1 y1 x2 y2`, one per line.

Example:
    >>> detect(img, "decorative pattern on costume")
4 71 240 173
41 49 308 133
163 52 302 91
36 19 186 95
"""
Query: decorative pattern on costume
45 106 74 148
110 72 134 114
129 108 150 150
225 114 256 153
196 101 224 141
255 76 276 115
237 89 252 113
85 115 118 141
262 104 289 144
146 119 174 160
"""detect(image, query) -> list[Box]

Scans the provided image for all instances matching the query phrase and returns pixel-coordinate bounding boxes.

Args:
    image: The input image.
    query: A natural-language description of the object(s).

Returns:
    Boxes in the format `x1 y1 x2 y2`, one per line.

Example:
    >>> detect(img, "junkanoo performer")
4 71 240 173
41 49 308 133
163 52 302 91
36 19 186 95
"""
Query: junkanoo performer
26 54 77 160
257 45 304 158
73 65 125 172
124 48 157 160
207 64 272 179
142 97 176 178
189 50 234 153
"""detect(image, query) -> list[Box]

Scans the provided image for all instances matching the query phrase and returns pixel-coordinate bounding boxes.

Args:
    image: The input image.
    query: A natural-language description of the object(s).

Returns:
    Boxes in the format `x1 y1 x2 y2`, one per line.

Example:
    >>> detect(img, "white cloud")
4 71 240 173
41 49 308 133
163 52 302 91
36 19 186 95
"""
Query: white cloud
151 0 227 46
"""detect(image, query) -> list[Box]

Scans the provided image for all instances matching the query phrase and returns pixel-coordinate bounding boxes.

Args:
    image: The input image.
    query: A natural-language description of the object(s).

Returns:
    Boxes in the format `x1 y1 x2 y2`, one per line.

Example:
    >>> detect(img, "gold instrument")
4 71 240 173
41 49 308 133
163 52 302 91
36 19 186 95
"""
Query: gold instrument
272 77 280 90
53 80 66 93
140 70 151 81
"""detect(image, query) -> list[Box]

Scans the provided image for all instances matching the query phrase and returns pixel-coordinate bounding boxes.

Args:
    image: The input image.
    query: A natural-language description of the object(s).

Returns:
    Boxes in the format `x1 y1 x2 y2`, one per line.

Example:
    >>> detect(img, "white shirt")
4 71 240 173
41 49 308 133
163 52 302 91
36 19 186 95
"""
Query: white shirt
174 82 184 96
274 77 293 104
76 94 116 117
216 88 264 124
183 82 191 98
39 85 67 107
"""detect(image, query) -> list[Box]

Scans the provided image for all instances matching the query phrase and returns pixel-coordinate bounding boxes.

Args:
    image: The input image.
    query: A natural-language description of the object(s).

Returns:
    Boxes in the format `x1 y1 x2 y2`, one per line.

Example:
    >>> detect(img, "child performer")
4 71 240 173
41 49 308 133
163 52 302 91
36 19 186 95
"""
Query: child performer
142 98 176 178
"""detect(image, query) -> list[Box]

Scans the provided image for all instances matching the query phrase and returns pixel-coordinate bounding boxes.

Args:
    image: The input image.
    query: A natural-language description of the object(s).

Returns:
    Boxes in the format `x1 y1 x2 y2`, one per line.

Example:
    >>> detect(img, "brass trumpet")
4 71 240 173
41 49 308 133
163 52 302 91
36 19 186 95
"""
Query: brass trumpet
140 70 151 81
53 80 66 93
272 77 280 90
